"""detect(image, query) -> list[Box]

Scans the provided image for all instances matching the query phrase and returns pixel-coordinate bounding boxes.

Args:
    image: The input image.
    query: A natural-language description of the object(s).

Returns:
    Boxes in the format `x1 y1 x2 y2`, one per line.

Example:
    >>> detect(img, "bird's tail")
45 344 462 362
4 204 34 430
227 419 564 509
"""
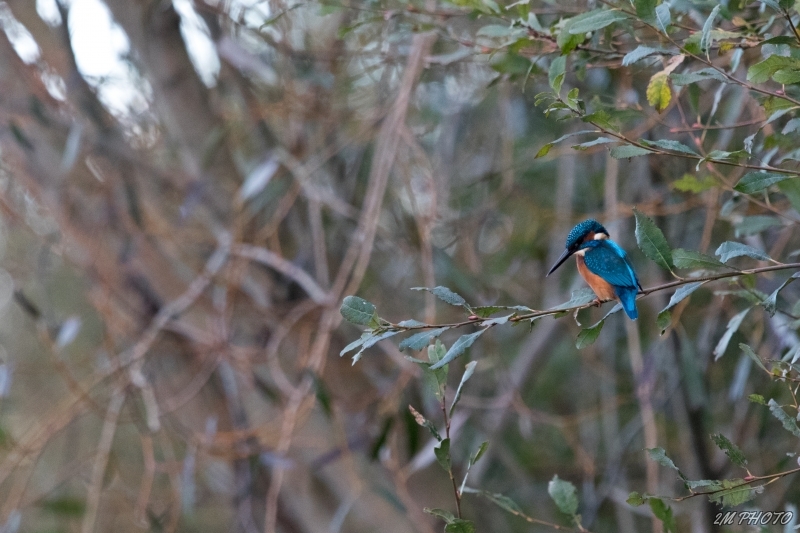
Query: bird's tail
614 286 638 320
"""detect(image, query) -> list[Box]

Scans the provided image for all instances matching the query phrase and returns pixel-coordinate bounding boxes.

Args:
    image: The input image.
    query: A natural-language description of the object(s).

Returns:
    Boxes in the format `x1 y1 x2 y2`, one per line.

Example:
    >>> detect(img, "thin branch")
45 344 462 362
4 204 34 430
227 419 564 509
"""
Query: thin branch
374 262 800 333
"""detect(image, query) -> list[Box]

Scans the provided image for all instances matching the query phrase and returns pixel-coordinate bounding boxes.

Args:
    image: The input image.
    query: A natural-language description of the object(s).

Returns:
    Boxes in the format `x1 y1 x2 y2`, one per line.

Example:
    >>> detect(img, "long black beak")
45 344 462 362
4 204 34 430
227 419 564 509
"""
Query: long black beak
546 248 573 276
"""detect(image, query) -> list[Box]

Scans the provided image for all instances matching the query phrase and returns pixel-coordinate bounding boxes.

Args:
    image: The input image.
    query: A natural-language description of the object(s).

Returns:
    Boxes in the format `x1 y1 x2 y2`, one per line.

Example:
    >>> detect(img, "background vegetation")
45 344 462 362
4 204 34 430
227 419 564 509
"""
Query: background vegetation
0 0 798 532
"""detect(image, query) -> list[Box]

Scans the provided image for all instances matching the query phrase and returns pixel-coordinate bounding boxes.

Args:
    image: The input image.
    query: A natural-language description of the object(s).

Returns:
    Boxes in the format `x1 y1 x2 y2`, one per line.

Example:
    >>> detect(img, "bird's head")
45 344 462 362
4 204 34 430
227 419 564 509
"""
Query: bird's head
547 219 610 276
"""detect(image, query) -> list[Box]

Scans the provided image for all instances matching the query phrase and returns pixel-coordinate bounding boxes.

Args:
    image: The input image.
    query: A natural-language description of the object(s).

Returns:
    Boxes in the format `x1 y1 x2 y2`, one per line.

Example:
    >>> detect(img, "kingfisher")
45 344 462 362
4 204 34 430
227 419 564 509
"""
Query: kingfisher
546 219 642 320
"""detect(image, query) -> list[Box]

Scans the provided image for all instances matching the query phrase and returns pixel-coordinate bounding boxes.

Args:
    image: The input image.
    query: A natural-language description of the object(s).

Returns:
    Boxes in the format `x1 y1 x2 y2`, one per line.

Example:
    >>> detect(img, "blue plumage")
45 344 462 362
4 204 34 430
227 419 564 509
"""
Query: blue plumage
547 219 642 320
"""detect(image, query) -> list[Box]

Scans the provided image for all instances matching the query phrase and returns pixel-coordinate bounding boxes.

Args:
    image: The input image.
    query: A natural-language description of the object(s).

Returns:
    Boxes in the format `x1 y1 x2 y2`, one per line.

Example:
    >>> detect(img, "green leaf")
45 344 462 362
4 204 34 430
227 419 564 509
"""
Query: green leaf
412 286 468 307
351 330 401 363
734 216 782 237
670 67 728 86
450 361 477 416
610 145 652 159
634 0 657 23
655 3 670 33
772 68 800 84
734 172 794 194
634 208 674 271
445 519 476 533
710 433 748 468
768 398 800 437
549 56 566 93
672 174 716 193
672 249 725 270
424 508 456 522
713 307 751 359
576 320 604 349
656 310 671 335
399 327 449 351
707 479 762 507
649 498 677 533
622 46 674 66
642 139 698 156
435 438 451 471
420 339 449 400
572 137 616 150
470 441 489 466
551 288 597 311
646 72 671 112
430 330 485 369
748 393 766 405
340 331 371 356
557 26 585 54
340 296 378 326
398 319 425 327
535 130 599 159
715 241 771 263
747 55 800 83
660 282 705 314
646 448 680 471
700 5 721 53
548 475 578 516
761 274 798 317
626 491 647 506
462 488 523 514
567 9 628 34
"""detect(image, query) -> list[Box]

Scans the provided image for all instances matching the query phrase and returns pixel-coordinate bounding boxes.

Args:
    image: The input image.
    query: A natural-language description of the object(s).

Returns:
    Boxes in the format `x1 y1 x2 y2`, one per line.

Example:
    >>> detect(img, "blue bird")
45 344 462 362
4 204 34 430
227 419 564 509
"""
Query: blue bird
546 219 642 320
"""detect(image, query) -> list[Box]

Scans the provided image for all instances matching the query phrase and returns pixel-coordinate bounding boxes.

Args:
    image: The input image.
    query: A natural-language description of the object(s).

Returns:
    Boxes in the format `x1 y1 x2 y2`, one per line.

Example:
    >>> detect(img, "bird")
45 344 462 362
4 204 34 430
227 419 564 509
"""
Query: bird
546 219 642 320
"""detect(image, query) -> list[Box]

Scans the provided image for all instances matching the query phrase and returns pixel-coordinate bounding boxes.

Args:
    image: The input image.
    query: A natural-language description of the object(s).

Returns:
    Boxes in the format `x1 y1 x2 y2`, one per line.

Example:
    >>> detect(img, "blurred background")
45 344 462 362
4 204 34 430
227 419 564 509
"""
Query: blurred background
0 0 797 532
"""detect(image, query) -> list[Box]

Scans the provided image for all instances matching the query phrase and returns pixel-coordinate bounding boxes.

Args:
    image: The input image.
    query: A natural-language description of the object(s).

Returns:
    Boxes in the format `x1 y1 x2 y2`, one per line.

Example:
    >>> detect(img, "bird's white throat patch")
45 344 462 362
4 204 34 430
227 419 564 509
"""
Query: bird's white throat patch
575 248 588 256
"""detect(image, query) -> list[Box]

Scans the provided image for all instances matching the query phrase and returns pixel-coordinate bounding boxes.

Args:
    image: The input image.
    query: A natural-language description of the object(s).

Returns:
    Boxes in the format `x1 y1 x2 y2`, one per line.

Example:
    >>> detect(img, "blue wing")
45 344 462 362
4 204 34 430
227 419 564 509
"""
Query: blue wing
583 240 640 290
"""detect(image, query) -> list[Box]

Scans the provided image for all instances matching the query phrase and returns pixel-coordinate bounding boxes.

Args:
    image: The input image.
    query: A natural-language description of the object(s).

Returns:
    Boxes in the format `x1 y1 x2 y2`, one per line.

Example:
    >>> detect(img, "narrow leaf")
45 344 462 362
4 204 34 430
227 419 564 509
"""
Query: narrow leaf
462 488 523 514
710 433 748 468
610 145 652 159
642 139 698 156
700 5 721 54
547 475 579 516
670 67 728 86
634 208 674 271
627 491 647 506
470 441 489 466
411 286 468 307
399 327 449 351
672 249 725 270
409 405 441 441
655 3 670 32
550 287 597 311
568 9 628 34
622 46 674 66
715 241 771 263
713 307 751 360
660 282 704 314
768 399 800 437
450 361 478 416
430 330 485 369
646 448 680 471
734 172 794 194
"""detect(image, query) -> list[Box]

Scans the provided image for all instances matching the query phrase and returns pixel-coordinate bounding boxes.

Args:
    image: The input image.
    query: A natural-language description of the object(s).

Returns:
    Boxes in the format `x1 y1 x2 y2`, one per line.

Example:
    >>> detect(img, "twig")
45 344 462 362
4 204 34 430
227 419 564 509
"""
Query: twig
81 387 126 533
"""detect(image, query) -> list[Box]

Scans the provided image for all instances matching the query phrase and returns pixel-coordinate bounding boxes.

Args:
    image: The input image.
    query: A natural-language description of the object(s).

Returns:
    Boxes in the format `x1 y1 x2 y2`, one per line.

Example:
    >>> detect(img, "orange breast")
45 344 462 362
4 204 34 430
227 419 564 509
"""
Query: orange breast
576 255 616 300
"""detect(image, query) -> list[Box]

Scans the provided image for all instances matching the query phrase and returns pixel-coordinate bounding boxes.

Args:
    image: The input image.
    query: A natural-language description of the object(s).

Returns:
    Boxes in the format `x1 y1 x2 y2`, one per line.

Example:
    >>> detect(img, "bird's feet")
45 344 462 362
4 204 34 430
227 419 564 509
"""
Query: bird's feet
591 298 603 307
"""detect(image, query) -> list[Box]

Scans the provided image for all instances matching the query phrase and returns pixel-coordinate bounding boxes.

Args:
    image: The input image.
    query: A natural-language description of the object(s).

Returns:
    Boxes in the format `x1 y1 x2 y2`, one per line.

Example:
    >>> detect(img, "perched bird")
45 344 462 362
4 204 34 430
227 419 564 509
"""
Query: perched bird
546 219 642 320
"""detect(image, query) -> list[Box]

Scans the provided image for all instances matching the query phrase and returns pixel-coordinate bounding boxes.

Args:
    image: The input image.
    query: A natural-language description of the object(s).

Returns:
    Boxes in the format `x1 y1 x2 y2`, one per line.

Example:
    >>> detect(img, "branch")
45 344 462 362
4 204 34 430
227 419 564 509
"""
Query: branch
378 262 800 333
